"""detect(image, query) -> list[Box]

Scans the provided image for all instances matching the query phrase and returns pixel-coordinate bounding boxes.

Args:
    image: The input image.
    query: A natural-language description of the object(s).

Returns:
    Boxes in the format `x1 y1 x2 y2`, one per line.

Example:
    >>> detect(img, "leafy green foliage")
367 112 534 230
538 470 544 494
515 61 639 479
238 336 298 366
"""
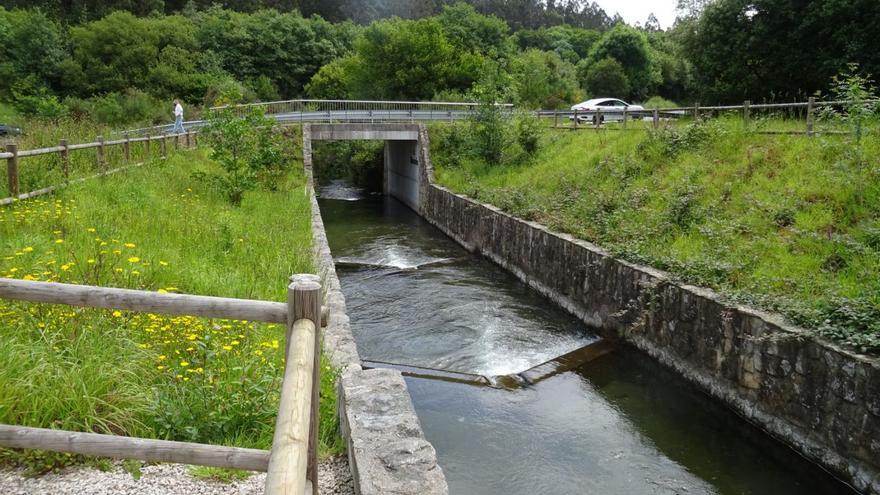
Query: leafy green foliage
680 0 880 103
432 120 880 353
817 64 879 143
200 109 291 205
585 25 659 100
512 49 581 109
581 57 630 98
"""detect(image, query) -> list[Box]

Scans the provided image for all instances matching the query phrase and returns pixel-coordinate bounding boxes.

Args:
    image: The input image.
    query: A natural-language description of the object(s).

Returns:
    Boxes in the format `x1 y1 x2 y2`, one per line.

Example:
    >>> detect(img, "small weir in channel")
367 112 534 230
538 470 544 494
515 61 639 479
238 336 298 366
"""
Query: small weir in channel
318 181 856 495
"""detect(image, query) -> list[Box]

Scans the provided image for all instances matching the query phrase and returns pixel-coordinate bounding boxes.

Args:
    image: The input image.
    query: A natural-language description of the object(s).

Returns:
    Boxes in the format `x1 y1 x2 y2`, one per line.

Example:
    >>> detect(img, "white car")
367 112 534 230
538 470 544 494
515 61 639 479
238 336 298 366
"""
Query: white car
570 98 645 124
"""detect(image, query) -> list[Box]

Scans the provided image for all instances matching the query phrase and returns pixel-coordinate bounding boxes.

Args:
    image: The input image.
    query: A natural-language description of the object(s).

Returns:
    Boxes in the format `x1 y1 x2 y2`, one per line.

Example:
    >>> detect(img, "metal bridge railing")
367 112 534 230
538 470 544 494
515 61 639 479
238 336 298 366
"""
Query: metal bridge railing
210 99 514 124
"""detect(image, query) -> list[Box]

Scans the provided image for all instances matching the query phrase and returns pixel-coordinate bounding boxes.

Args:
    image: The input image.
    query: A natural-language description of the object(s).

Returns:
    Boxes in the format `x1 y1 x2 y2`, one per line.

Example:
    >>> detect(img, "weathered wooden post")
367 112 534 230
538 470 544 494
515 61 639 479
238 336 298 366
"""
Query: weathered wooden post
60 139 70 179
174 132 180 151
289 273 321 495
743 100 751 128
622 107 628 129
185 131 191 149
124 133 131 162
265 275 321 495
5 143 18 197
160 134 167 159
96 135 105 171
652 109 659 130
806 97 815 137
596 108 603 128
573 109 578 129
694 102 700 121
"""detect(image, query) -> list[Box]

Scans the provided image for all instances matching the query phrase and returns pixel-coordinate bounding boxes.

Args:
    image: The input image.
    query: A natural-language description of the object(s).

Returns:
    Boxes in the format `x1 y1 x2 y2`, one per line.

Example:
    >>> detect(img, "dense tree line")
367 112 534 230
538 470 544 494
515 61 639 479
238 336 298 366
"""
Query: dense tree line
678 0 880 102
1 0 877 125
0 0 618 29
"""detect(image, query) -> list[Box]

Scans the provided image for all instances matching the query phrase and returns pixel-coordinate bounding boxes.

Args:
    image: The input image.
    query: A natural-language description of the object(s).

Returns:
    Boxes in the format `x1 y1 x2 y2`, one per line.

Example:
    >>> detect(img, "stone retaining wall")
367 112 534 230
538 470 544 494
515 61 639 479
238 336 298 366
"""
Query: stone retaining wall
415 126 880 494
304 125 448 495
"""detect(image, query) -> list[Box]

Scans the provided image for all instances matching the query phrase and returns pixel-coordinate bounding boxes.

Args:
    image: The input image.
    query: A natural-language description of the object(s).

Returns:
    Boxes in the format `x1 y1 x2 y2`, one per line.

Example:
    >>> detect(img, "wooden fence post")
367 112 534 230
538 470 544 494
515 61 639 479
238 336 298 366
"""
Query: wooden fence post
60 139 70 179
124 133 131 162
622 107 628 129
290 273 321 495
5 144 18 197
160 135 167 159
573 109 578 129
743 100 751 127
174 133 180 151
652 109 659 130
596 108 603 128
96 135 105 171
265 275 321 495
806 96 815 136
694 102 700 121
185 131 191 149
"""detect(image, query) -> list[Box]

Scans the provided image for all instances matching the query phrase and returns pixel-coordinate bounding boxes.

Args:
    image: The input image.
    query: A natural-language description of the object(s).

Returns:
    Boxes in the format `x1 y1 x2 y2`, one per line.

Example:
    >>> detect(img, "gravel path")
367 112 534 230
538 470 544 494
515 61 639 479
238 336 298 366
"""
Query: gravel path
0 456 353 495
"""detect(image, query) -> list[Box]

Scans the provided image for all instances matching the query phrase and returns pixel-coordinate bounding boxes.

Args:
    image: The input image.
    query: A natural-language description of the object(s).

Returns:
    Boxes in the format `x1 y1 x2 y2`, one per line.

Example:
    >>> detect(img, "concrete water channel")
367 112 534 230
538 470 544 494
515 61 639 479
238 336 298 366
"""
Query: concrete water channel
317 181 855 495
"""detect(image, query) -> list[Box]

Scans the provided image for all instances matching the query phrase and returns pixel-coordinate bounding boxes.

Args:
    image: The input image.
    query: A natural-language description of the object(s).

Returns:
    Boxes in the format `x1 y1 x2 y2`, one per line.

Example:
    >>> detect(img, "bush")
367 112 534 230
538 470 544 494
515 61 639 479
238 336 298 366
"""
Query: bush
581 57 630 98
199 108 290 205
515 111 542 155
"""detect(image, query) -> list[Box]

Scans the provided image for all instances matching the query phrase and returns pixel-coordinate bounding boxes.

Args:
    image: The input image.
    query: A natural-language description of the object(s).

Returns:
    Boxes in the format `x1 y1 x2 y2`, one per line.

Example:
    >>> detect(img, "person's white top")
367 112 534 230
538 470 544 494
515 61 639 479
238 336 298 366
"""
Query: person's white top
174 103 183 117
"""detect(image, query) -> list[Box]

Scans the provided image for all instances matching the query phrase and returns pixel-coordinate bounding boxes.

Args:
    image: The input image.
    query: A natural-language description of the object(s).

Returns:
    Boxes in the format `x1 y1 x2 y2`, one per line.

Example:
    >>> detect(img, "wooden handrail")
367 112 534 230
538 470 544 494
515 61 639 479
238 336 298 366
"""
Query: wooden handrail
0 278 287 324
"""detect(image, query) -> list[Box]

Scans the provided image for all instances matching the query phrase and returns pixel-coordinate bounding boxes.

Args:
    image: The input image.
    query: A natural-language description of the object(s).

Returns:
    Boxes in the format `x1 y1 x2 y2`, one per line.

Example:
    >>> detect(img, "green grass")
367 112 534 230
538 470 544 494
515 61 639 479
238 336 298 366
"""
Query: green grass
431 116 880 352
0 147 345 472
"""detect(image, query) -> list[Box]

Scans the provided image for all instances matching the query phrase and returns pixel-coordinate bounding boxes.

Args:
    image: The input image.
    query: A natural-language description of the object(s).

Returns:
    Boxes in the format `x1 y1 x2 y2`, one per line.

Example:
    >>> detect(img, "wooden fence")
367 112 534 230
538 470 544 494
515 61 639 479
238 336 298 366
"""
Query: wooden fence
0 275 324 495
540 97 876 136
1 130 198 203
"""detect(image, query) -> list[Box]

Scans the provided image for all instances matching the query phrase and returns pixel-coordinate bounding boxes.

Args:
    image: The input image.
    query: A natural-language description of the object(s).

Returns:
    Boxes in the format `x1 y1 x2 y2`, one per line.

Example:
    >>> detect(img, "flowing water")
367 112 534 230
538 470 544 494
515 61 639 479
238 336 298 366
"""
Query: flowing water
318 182 856 495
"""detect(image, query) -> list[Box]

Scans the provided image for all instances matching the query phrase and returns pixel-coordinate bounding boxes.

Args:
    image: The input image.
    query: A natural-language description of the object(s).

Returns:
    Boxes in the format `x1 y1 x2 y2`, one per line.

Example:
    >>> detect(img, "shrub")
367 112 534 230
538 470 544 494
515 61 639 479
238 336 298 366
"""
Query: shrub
581 57 630 98
514 111 542 155
199 108 289 205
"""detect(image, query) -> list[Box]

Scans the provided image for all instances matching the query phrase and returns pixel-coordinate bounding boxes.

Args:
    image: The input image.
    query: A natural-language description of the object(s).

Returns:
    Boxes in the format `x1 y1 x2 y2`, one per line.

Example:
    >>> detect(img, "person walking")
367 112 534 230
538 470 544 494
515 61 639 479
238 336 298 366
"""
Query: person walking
171 99 185 134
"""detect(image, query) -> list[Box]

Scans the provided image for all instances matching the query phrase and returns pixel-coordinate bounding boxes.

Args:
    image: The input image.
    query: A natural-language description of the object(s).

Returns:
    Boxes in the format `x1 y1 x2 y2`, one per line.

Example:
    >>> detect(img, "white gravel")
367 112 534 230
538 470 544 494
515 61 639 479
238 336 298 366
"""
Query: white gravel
0 456 354 495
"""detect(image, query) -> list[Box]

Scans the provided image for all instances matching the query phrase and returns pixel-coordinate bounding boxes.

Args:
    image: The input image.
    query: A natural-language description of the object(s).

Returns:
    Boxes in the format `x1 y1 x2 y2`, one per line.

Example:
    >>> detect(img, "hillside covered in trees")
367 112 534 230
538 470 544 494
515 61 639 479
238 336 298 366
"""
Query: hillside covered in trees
1 0 878 125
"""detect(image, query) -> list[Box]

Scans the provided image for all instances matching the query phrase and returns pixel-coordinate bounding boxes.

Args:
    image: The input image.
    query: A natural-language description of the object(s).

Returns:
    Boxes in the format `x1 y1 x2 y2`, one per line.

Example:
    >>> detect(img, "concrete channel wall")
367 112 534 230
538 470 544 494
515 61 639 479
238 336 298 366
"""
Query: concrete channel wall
303 125 448 495
413 125 880 494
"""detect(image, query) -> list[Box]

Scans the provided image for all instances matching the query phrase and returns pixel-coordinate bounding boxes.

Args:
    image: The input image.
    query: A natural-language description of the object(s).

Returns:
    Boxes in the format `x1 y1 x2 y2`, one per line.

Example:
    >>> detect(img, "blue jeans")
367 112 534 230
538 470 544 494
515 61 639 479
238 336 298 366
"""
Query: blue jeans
172 115 185 134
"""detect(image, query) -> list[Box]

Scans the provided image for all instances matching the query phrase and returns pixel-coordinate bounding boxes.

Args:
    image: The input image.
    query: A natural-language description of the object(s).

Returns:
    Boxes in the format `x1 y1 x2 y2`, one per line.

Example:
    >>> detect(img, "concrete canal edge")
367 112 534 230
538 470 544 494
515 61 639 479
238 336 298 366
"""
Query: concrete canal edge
302 125 449 495
412 125 880 494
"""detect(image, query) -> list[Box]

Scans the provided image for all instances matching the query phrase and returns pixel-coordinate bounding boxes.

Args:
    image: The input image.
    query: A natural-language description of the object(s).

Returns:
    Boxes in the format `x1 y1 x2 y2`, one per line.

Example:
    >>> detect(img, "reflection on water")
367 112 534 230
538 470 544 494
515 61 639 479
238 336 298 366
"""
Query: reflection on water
319 186 856 495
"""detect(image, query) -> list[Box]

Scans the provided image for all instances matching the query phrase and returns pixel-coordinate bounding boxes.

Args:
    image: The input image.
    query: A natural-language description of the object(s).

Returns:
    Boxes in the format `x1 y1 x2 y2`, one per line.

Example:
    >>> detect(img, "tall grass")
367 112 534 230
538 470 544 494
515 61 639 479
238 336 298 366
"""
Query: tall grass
431 117 880 351
0 147 344 471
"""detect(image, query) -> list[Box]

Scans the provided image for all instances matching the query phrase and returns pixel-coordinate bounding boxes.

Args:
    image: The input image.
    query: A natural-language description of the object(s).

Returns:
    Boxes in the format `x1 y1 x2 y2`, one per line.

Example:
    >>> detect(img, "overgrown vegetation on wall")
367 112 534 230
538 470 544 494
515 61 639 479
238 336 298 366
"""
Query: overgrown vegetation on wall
430 110 880 352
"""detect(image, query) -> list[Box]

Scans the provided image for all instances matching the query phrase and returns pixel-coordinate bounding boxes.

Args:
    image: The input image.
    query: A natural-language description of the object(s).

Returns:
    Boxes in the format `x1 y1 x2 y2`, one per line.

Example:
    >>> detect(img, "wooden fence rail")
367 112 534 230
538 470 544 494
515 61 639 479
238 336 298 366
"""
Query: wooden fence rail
540 97 875 135
0 425 270 471
0 278 287 324
0 274 322 495
2 130 197 199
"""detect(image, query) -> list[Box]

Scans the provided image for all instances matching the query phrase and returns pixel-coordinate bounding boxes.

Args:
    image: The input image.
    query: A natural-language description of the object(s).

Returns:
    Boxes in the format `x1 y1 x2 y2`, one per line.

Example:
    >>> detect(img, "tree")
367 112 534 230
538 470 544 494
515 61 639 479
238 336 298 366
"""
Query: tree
581 57 630 97
586 24 659 99
195 8 356 99
512 49 580 108
437 3 512 57
680 0 880 103
0 8 65 98
305 56 355 99
345 17 484 99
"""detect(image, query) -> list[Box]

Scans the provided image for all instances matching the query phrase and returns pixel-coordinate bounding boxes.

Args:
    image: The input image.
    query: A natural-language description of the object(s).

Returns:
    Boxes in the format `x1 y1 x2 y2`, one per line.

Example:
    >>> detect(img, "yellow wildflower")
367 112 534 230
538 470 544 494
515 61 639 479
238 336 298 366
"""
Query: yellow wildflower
127 256 140 263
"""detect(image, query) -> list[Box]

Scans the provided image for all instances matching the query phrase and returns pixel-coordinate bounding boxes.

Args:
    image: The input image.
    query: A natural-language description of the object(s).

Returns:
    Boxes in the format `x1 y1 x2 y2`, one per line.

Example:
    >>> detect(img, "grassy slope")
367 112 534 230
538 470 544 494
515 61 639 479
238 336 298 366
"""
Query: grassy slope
0 149 343 470
432 118 880 351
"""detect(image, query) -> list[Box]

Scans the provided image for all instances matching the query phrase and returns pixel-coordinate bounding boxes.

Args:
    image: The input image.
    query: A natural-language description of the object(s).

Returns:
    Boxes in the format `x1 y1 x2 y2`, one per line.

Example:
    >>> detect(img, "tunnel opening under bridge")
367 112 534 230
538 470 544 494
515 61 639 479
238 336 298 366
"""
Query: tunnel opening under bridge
308 123 423 212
